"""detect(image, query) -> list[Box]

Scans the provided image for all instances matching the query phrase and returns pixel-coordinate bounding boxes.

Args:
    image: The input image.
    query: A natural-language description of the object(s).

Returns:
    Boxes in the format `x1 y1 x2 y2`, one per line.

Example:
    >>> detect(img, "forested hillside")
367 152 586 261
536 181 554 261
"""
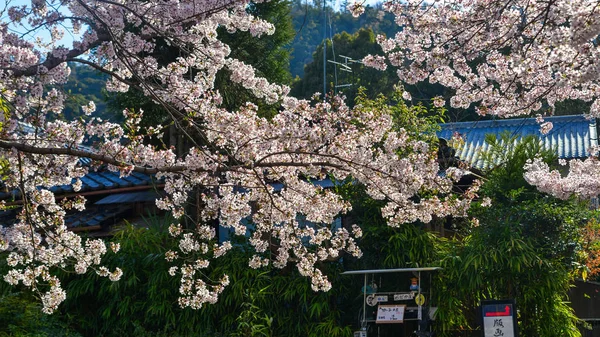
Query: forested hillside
290 28 401 103
60 63 110 121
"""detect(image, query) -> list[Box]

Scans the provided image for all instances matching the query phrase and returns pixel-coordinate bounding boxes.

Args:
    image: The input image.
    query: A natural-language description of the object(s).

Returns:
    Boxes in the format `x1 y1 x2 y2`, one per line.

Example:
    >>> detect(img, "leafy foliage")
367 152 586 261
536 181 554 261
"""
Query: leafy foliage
0 292 81 337
479 132 557 201
56 217 353 336
353 86 445 142
57 218 211 336
582 219 600 280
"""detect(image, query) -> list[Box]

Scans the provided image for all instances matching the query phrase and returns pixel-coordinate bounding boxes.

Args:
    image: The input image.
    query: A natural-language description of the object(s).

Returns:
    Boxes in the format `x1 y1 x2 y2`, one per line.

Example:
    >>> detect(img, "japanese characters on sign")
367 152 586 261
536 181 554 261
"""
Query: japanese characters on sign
376 304 406 324
482 300 518 337
393 293 415 301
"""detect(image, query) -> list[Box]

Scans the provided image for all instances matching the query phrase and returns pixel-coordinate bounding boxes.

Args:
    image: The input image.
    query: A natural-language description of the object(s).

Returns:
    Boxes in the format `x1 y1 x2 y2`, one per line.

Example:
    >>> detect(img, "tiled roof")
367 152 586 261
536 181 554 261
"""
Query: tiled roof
0 171 160 200
95 190 164 205
14 124 93 166
64 204 132 232
0 204 132 232
437 115 599 168
270 178 335 192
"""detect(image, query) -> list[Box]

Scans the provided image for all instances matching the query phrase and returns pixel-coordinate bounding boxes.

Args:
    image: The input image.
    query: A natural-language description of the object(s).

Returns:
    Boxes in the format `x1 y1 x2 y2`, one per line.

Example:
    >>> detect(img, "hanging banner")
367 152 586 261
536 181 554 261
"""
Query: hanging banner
481 300 519 337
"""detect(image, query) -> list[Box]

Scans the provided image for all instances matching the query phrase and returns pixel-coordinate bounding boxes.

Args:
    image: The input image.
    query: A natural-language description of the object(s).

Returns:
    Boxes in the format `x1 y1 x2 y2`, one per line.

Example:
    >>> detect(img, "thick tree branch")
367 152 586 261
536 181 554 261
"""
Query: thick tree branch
0 139 347 174
8 30 112 77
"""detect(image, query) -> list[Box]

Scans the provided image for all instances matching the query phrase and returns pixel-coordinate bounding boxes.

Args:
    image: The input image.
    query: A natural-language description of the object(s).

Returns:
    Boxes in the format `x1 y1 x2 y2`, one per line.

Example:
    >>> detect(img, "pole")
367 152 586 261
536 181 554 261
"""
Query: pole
418 270 422 324
363 273 367 328
323 0 327 97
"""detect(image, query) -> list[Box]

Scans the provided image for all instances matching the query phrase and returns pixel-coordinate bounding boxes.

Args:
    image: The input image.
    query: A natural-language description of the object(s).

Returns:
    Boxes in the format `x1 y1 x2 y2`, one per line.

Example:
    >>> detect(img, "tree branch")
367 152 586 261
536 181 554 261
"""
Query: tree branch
0 140 348 175
9 30 112 77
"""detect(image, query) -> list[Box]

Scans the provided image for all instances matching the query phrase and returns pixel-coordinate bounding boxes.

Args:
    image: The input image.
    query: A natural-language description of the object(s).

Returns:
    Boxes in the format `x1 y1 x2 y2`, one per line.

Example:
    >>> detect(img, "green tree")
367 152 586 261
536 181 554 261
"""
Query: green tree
290 26 452 110
60 63 110 121
0 253 80 337
353 86 445 141
215 0 295 118
54 216 352 337
289 0 399 78
0 293 81 337
56 219 200 336
291 28 398 104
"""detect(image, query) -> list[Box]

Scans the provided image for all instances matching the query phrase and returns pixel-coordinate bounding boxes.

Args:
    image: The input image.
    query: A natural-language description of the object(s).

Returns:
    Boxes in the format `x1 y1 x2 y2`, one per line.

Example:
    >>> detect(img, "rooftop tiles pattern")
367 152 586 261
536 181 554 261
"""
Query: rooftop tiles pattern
438 115 599 168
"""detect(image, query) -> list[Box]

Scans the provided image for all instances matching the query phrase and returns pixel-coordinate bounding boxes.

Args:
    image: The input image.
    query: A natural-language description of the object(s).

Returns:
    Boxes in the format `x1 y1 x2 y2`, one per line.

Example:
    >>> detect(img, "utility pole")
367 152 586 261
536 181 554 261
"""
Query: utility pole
322 0 327 97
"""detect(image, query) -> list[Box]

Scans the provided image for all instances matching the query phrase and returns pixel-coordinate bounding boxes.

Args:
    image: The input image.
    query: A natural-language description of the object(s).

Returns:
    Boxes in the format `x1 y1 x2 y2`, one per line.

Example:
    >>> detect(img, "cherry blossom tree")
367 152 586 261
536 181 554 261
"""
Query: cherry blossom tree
0 0 476 313
347 0 600 202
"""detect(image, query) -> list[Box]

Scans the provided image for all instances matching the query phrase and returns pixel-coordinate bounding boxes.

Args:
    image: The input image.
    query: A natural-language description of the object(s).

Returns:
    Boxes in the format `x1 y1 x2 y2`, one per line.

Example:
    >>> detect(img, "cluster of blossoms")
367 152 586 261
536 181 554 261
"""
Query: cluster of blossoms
362 0 600 118
0 189 122 313
524 157 600 200
353 0 600 200
346 1 366 18
0 0 487 312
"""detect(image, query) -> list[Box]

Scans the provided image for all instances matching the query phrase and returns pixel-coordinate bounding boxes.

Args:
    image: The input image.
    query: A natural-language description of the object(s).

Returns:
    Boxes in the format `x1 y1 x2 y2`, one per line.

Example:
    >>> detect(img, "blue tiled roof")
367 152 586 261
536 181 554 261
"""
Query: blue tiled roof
13 126 93 166
270 178 336 192
62 171 159 193
95 190 164 205
0 170 160 200
438 115 599 168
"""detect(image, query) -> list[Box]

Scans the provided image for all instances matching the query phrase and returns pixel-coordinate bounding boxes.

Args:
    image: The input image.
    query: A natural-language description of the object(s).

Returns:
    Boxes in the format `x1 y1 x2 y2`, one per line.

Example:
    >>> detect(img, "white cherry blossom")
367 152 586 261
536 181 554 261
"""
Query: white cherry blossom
0 0 488 313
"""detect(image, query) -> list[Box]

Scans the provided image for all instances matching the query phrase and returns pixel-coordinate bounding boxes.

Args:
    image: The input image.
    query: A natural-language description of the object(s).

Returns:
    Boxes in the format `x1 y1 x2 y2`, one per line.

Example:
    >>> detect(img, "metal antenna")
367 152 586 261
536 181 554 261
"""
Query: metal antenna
328 54 363 90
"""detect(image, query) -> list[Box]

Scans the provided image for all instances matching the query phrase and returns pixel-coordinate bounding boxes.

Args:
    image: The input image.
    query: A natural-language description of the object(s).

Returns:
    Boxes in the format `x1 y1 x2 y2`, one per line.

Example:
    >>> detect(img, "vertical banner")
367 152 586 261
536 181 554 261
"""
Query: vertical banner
481 299 518 337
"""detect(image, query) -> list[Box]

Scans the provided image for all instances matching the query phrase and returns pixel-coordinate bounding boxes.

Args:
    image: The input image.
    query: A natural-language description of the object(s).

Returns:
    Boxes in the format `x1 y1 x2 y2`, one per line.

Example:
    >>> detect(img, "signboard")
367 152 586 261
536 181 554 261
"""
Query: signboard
393 293 415 301
481 300 518 337
376 304 406 324
376 295 388 303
